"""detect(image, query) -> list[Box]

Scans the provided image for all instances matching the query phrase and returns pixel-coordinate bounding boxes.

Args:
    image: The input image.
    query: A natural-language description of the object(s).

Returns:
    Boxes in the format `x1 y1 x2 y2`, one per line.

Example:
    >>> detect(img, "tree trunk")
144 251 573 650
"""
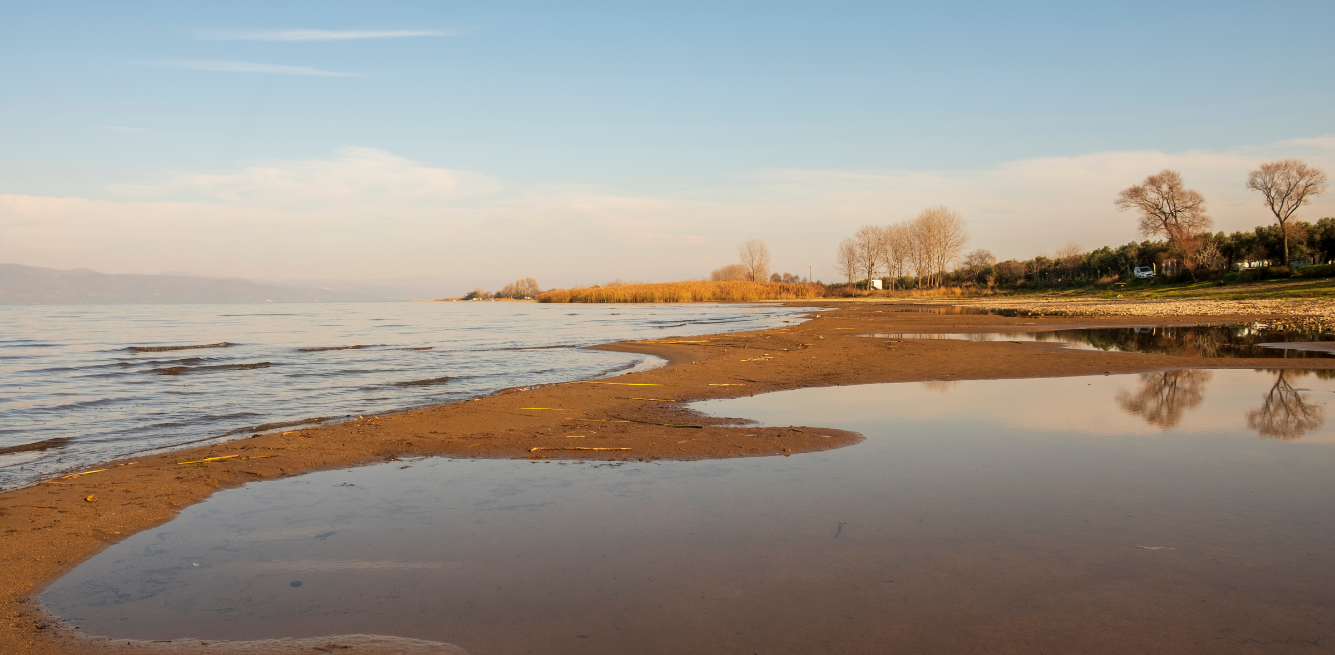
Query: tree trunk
1282 221 1290 266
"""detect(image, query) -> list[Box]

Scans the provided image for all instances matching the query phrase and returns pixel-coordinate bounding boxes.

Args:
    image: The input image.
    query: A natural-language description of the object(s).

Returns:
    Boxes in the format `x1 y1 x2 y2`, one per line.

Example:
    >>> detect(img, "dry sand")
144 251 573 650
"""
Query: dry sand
3 300 1333 654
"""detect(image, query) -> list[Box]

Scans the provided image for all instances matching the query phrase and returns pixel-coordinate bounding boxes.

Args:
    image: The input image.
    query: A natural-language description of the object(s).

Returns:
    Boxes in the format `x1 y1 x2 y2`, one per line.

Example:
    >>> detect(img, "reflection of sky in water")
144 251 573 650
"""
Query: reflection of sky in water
42 369 1335 653
708 368 1332 441
0 302 817 488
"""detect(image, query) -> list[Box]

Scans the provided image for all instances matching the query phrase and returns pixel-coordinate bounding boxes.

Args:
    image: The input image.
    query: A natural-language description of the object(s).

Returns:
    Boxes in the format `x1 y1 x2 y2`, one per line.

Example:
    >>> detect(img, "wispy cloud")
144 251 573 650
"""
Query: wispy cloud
196 28 456 42
94 125 152 134
154 60 361 77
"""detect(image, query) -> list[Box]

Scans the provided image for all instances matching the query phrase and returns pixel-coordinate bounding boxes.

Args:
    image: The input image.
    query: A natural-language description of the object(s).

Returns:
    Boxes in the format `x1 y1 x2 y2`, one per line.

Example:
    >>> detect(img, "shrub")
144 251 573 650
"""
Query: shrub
1296 263 1335 279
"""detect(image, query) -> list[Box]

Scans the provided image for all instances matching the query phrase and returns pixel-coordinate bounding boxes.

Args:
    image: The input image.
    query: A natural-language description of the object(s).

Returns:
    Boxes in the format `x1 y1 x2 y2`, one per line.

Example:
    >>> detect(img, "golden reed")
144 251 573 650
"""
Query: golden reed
537 281 826 303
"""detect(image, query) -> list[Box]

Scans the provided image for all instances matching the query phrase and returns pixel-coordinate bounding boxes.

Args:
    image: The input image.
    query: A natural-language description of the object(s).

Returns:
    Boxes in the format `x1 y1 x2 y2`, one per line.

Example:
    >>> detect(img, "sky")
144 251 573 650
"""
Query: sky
2 0 1334 289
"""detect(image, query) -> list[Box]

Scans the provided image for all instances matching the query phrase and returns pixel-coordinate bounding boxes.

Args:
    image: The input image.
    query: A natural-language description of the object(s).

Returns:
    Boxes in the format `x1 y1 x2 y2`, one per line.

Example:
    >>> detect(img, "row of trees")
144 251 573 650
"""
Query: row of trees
877 159 1328 289
833 206 969 288
952 217 1335 287
1115 160 1328 277
464 278 542 300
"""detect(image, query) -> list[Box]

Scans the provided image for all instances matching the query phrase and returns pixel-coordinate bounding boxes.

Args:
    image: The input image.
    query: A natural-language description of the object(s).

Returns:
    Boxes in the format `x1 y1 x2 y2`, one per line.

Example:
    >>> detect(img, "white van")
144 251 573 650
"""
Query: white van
1133 265 1155 279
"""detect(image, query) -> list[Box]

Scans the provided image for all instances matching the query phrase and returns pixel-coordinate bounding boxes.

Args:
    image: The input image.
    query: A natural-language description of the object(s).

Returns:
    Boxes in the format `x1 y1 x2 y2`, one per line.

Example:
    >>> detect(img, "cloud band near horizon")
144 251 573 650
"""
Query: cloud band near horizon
3 139 1333 283
196 28 456 42
152 60 361 77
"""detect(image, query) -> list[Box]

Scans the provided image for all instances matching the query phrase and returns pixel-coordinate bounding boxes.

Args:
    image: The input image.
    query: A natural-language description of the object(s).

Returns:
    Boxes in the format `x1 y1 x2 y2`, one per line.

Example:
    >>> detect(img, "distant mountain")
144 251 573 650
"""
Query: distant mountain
0 264 383 304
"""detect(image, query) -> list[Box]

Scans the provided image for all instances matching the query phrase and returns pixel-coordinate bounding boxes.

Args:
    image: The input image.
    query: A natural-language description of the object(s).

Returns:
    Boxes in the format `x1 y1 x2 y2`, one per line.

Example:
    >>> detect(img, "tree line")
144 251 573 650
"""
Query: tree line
955 218 1335 289
833 206 970 289
463 277 542 300
831 158 1330 290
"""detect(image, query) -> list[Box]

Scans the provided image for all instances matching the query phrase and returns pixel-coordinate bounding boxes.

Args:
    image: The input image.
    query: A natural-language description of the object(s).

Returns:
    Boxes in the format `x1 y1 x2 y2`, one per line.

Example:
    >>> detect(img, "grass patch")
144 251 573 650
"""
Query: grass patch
1008 277 1335 301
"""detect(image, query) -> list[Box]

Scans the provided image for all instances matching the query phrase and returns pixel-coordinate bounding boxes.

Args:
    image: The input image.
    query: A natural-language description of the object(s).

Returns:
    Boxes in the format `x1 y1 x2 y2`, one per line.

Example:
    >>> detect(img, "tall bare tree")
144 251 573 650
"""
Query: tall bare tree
881 223 910 289
904 216 932 288
853 224 885 288
907 206 968 287
1115 170 1213 249
835 238 858 285
737 239 772 282
1246 159 1329 266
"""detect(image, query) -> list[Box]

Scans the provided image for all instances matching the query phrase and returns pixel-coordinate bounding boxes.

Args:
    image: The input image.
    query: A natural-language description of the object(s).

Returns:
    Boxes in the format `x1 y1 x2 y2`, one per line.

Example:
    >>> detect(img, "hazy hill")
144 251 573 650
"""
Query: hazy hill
0 264 383 304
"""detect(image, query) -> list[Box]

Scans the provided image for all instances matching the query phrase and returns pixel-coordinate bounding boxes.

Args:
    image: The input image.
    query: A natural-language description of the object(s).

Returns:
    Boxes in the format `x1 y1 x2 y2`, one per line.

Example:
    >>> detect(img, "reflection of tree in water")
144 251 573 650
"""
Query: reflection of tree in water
920 380 960 393
1080 327 1231 357
1115 370 1213 429
1246 370 1326 440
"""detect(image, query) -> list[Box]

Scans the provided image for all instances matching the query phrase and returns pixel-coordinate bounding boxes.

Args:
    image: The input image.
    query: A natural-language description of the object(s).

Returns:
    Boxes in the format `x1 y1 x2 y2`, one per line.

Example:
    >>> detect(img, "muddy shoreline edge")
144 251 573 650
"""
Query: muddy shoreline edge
4 301 1334 654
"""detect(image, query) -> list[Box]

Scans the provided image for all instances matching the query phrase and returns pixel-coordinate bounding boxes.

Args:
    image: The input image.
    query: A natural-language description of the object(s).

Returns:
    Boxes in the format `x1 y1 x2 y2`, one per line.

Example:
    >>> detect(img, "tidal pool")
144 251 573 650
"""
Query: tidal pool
864 324 1335 358
41 369 1335 653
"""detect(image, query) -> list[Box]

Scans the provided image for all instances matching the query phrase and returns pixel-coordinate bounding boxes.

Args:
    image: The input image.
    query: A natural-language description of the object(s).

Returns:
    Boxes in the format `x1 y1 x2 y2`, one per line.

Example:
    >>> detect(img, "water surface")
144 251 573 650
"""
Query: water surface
0 302 814 488
42 369 1335 653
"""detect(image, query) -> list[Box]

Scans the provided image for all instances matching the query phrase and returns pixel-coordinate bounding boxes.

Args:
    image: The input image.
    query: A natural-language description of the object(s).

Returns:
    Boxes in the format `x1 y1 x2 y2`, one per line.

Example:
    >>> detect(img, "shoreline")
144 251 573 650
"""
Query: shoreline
4 301 1335 654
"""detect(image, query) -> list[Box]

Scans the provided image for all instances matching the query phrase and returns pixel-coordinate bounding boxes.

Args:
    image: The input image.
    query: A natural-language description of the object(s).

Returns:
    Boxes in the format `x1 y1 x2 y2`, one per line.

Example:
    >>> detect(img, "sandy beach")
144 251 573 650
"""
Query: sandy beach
4 300 1334 654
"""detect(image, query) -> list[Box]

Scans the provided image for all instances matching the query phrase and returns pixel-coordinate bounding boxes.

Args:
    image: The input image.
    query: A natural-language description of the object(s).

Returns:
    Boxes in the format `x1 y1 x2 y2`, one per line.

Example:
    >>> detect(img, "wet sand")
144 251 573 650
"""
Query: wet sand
3 302 1334 654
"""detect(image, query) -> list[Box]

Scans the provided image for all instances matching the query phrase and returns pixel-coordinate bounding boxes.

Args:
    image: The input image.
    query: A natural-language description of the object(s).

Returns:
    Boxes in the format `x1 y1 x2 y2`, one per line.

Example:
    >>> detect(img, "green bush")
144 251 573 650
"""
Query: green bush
1296 263 1335 279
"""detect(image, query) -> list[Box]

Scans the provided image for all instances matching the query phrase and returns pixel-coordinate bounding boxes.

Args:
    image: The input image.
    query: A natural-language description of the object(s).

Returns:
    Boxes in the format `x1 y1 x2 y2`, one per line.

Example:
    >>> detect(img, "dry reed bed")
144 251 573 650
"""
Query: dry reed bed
538 281 826 303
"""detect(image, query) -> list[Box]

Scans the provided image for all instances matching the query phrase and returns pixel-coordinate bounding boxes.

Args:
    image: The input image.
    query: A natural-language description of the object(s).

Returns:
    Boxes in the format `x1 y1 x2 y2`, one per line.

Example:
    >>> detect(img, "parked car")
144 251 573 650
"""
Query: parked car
1133 265 1155 279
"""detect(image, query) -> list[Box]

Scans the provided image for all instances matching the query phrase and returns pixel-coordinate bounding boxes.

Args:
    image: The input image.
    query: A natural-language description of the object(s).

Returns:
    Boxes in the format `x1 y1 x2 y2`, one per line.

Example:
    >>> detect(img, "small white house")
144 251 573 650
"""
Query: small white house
869 279 883 290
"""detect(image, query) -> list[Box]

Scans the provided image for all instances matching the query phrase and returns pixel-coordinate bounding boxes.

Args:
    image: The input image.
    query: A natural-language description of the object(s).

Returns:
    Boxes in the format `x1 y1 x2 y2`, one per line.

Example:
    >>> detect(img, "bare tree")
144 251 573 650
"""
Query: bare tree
737 239 772 282
1195 238 1225 273
496 277 542 298
835 238 858 285
1115 370 1212 429
1246 159 1329 266
853 225 885 288
1246 370 1326 440
960 248 996 282
1054 242 1082 279
905 216 932 288
1115 170 1213 249
710 264 749 281
881 223 910 289
908 206 968 287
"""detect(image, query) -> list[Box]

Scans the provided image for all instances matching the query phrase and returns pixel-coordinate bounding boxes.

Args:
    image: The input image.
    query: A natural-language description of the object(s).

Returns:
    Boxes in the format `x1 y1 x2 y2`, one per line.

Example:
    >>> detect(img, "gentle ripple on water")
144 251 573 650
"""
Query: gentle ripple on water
0 302 818 488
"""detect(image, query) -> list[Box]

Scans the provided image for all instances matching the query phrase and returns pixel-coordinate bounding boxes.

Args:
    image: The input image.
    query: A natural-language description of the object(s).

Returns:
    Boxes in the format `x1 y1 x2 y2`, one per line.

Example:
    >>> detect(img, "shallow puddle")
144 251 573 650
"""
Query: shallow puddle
42 369 1335 653
864 324 1335 358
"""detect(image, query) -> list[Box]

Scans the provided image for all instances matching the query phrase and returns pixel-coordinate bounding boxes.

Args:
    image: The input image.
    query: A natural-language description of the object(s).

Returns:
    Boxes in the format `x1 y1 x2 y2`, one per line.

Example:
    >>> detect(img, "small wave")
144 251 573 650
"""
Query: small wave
404 346 434 350
298 345 372 352
221 416 331 436
393 376 451 387
74 633 468 654
127 342 233 353
0 437 69 455
498 344 578 351
31 397 124 413
150 362 272 375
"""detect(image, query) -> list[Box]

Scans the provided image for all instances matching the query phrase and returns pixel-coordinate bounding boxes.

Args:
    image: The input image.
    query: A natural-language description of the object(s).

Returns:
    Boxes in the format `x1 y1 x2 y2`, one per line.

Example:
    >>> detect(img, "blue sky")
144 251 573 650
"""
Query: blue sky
3 1 1334 287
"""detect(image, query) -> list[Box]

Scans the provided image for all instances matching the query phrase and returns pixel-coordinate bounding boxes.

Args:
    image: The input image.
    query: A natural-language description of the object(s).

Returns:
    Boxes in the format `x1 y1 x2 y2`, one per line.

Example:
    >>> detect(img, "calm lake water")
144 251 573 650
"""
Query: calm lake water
0 302 815 489
42 369 1335 654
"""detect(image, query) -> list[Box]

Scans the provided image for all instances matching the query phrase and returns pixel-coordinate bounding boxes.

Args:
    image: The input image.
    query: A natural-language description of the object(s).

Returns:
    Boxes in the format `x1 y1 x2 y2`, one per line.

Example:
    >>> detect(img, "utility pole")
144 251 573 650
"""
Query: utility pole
808 266 812 283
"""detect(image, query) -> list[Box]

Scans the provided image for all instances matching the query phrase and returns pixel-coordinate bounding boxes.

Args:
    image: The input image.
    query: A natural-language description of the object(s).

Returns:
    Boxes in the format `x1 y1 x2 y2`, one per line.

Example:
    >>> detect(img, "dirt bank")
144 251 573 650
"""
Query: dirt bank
3 301 1333 654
